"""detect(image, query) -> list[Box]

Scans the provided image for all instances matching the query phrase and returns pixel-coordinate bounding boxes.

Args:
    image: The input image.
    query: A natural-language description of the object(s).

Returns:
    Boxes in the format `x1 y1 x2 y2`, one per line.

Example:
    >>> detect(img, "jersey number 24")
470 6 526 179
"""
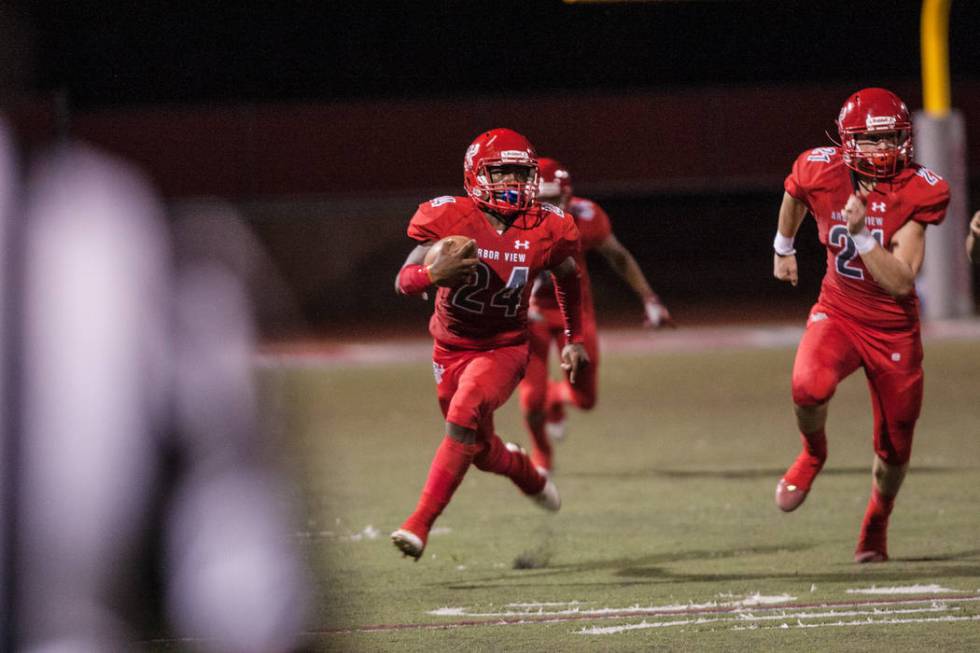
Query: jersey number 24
450 263 529 317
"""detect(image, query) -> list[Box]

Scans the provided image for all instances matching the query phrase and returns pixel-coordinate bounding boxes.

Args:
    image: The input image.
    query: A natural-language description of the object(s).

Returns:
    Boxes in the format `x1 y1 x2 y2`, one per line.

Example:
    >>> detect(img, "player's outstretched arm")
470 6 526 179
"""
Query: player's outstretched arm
773 192 808 287
596 234 674 328
844 193 924 298
551 256 590 384
966 211 980 263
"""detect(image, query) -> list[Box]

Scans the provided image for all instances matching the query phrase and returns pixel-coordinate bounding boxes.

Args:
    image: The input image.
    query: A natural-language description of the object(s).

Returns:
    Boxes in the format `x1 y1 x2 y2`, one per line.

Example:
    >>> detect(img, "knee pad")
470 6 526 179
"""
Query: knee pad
792 368 837 406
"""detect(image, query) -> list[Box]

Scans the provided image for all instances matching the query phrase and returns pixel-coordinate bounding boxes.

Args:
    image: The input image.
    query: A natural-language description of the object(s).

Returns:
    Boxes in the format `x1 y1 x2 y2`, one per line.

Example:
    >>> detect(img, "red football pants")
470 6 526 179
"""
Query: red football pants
433 341 529 438
791 305 924 466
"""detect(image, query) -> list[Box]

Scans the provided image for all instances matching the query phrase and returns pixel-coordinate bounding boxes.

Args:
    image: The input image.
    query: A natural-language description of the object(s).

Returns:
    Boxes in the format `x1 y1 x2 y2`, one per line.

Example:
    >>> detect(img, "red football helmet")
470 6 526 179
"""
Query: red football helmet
537 157 573 210
836 87 913 179
463 128 539 217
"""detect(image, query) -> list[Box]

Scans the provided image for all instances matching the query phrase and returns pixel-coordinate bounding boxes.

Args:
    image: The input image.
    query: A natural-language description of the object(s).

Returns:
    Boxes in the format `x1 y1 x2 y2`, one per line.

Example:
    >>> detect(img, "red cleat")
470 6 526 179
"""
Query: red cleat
775 478 810 512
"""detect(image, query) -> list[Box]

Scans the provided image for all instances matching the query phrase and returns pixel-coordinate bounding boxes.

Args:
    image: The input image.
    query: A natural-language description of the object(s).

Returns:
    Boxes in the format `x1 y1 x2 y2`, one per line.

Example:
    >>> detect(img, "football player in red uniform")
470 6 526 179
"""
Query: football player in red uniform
966 211 980 262
772 88 950 562
517 158 673 472
390 128 589 560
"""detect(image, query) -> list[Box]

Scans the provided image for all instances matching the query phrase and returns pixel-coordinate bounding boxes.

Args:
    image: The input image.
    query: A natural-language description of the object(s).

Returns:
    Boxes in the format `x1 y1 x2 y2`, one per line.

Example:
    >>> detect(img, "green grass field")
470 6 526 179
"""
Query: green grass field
261 331 980 652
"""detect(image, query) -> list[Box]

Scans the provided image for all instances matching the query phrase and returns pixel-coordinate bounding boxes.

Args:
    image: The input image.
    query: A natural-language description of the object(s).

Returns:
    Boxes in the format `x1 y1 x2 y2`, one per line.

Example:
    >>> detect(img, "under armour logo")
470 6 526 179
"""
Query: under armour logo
514 240 530 250
870 201 886 213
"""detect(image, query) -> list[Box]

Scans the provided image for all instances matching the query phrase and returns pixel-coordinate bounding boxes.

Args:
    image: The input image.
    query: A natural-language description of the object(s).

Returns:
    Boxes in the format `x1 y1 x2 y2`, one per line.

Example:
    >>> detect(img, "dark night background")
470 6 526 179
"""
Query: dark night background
7 1 980 332
21 2 980 108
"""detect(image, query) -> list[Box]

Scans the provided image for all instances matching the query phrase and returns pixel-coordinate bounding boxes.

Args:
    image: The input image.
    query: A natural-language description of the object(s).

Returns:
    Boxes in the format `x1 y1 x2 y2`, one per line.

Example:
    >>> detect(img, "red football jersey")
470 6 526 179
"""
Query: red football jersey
408 195 580 349
785 147 949 329
530 196 612 313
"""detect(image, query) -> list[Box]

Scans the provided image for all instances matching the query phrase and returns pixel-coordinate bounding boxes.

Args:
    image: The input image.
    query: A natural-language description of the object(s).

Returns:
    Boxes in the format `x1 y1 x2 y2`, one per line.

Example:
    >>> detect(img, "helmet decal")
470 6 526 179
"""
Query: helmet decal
465 143 479 170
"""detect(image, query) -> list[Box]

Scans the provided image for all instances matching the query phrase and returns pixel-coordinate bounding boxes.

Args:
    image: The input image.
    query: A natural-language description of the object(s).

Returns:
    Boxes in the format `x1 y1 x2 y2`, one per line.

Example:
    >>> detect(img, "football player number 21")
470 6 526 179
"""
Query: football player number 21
829 224 883 280
450 262 529 317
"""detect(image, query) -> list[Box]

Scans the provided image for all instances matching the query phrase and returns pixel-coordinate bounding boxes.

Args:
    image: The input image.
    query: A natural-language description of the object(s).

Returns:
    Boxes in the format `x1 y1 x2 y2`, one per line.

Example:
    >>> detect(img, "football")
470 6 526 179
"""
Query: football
424 235 477 266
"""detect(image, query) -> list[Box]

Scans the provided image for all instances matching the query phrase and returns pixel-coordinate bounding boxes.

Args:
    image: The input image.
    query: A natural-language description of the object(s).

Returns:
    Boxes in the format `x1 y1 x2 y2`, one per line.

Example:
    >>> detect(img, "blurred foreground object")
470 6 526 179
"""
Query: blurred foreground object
0 124 309 651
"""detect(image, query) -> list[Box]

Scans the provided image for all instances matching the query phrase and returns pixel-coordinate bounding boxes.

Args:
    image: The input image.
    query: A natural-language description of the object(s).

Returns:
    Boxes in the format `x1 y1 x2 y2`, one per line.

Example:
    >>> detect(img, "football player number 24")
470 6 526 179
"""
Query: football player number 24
450 262 529 317
829 224 884 280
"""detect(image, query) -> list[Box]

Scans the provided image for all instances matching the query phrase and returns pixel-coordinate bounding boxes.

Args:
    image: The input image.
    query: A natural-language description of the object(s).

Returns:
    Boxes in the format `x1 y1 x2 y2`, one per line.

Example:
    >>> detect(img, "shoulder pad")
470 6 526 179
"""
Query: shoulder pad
913 166 943 187
539 202 565 217
570 199 596 220
804 147 838 164
428 195 457 207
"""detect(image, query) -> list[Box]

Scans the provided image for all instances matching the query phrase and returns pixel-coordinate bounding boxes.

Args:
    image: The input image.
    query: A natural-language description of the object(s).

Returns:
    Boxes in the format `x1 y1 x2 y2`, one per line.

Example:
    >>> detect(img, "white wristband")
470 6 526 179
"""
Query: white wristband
773 232 796 256
851 228 877 254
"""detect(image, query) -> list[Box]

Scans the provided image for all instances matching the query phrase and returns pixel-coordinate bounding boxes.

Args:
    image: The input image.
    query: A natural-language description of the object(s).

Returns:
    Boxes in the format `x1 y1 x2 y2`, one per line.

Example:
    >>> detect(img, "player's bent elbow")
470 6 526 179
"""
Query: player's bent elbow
888 279 916 299
893 287 914 299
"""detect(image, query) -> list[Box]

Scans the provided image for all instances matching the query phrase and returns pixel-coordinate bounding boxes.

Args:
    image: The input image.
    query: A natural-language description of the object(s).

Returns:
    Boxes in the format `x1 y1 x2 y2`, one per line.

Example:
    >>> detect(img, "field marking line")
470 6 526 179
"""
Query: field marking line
845 584 958 594
577 604 963 635
732 614 980 631
428 593 797 618
312 593 980 635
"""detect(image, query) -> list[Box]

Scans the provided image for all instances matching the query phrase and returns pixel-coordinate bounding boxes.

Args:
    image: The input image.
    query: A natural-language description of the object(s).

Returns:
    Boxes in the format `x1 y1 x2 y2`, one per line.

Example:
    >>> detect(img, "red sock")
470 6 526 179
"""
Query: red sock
401 436 481 540
545 381 567 423
524 415 553 472
782 429 827 491
473 435 546 495
856 486 895 556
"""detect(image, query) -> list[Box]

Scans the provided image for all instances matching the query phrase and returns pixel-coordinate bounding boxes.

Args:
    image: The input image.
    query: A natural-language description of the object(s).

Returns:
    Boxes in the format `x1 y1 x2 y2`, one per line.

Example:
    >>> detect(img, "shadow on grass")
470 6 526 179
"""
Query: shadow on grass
437 543 980 591
615 564 980 587
566 465 959 481
437 542 811 589
894 548 980 563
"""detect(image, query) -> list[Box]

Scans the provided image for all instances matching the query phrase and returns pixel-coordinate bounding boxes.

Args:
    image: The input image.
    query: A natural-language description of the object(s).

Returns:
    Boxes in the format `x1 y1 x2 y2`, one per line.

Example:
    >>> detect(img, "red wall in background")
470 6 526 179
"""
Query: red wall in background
11 81 980 199
8 82 979 333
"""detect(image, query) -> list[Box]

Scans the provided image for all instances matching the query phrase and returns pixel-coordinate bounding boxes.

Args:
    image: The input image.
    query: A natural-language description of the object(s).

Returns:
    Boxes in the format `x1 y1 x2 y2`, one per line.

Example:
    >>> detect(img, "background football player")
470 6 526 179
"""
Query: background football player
390 129 589 560
966 210 980 262
518 157 673 472
772 88 950 562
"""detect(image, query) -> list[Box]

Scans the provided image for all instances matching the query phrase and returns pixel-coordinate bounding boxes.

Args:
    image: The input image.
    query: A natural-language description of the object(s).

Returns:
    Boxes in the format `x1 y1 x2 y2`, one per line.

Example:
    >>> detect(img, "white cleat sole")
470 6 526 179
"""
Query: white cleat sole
391 528 425 560
532 477 561 512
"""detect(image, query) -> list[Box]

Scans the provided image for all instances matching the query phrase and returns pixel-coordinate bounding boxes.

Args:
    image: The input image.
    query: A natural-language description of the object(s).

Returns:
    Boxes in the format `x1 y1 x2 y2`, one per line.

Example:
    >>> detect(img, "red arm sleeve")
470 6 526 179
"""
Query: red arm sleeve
549 213 584 342
396 264 433 295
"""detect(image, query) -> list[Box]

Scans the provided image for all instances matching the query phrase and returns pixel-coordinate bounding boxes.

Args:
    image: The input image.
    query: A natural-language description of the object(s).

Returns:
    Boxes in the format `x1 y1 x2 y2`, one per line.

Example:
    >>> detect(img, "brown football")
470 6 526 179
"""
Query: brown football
424 235 477 266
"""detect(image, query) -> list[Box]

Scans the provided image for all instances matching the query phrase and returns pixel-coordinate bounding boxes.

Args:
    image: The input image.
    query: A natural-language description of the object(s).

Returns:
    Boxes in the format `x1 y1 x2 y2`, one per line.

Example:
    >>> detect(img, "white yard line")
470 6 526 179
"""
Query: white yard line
579 604 962 635
734 615 980 631
846 584 959 595
428 594 797 618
